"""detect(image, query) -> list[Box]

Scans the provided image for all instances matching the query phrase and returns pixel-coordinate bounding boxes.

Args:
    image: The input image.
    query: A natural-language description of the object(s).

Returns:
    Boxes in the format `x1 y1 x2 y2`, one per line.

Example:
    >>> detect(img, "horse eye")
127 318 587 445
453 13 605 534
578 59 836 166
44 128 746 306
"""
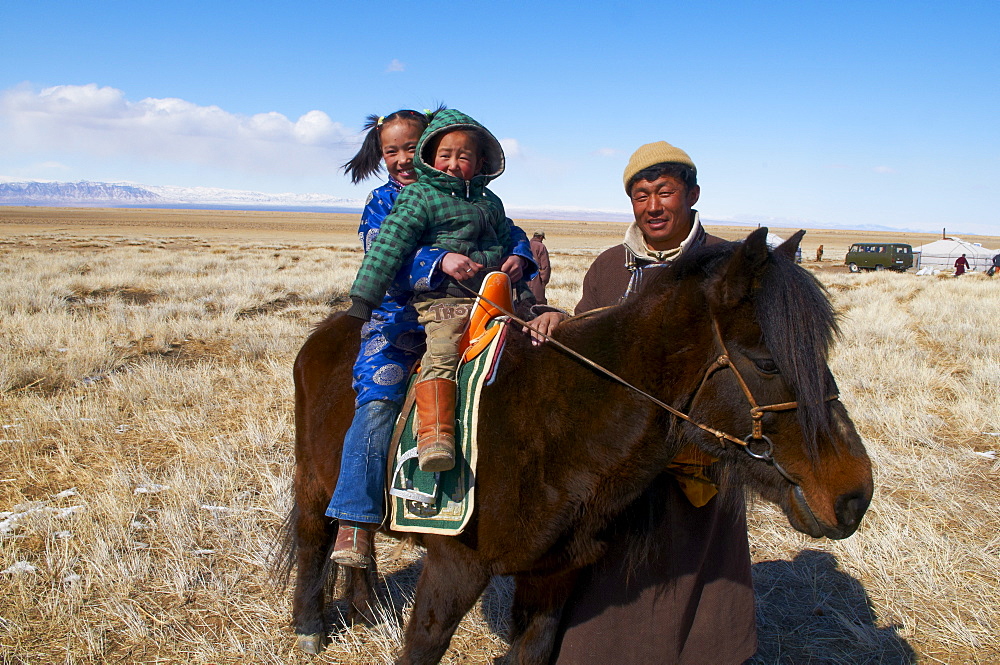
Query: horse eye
753 358 779 374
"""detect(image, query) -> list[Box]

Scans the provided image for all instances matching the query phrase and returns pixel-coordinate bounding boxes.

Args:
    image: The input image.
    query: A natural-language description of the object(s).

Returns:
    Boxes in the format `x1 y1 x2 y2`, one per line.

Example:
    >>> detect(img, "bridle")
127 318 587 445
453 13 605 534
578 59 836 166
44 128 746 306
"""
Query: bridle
458 281 838 486
685 317 839 485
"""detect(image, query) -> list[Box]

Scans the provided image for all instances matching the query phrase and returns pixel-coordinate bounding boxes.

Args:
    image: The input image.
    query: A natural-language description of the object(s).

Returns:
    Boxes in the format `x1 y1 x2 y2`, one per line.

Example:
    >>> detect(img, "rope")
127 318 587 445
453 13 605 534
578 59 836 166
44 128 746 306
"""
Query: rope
455 281 751 447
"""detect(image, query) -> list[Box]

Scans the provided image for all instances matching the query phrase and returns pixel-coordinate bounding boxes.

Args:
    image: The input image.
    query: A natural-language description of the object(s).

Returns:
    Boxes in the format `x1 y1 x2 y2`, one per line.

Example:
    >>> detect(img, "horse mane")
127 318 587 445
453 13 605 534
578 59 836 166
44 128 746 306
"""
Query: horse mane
609 239 839 571
755 248 840 453
650 238 840 455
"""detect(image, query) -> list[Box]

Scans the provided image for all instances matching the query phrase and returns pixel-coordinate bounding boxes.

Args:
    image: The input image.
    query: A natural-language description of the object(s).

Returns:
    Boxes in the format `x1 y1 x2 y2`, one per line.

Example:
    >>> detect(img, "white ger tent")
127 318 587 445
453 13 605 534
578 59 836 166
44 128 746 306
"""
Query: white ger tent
764 232 786 248
764 231 803 262
914 237 997 272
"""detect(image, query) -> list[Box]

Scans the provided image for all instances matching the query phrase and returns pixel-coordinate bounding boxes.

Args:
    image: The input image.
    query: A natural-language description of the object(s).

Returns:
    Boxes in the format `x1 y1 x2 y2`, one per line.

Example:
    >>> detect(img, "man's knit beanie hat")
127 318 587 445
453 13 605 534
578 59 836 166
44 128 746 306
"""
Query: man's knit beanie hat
623 141 696 193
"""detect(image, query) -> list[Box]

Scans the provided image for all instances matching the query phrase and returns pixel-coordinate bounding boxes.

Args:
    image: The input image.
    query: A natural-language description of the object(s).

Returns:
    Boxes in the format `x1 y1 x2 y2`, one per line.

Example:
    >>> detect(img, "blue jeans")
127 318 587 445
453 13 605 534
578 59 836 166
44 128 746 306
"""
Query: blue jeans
326 399 400 525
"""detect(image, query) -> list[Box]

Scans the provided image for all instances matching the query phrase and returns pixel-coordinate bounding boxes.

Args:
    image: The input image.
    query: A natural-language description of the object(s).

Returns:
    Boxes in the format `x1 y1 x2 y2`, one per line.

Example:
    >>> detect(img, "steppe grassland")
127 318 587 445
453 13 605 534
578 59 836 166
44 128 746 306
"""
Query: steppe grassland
0 221 999 664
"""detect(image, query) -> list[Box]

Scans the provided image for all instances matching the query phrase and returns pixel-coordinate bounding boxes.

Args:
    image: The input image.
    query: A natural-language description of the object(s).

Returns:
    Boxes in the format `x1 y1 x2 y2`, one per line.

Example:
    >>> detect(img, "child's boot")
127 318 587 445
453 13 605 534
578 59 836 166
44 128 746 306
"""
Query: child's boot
330 520 374 568
415 378 457 472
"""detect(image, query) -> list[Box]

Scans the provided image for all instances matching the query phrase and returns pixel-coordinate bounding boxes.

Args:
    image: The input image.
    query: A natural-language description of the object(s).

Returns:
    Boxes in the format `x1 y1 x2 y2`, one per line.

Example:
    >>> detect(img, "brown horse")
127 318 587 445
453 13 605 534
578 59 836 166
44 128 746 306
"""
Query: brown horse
280 227 873 664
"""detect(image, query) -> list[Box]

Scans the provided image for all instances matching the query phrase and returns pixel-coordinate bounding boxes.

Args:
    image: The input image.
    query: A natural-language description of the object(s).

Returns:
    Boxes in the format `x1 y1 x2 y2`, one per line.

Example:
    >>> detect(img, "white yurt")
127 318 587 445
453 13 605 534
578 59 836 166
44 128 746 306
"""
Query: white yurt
763 231 802 262
914 237 998 273
764 232 785 248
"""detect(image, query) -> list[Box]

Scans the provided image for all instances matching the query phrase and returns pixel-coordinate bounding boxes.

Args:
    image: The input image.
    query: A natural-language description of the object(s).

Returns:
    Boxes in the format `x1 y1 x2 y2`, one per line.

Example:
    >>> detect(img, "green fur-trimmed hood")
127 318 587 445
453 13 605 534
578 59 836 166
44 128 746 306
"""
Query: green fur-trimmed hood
414 109 505 195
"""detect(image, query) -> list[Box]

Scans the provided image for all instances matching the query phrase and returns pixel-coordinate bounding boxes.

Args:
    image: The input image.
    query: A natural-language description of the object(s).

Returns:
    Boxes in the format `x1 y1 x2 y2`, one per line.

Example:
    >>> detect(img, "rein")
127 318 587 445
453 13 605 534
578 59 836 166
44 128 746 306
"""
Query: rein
457 280 838 485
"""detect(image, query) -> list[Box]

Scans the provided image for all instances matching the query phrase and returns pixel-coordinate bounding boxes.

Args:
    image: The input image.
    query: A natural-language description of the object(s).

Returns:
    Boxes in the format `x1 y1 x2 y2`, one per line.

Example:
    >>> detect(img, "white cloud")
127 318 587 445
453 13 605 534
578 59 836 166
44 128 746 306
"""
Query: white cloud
499 137 522 158
873 165 896 174
594 147 620 157
386 59 405 73
0 83 355 178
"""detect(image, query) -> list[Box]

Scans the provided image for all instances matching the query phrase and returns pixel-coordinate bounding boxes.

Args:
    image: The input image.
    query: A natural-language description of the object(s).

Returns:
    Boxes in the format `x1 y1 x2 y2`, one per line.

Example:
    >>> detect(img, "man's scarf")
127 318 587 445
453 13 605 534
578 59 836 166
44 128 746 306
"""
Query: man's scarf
622 210 706 263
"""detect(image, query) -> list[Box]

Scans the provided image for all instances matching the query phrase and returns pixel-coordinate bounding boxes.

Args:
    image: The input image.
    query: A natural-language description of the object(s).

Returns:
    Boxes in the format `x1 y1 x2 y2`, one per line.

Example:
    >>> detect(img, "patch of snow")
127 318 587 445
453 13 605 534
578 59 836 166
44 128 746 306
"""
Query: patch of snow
54 505 84 518
2 561 37 575
134 483 170 494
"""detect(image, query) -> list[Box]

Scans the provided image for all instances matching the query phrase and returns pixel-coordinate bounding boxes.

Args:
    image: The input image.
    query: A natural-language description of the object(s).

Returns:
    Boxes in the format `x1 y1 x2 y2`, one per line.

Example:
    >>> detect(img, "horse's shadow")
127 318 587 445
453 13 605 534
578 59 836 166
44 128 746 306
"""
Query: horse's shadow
322 553 425 640
323 547 914 665
321 550 515 650
748 549 915 664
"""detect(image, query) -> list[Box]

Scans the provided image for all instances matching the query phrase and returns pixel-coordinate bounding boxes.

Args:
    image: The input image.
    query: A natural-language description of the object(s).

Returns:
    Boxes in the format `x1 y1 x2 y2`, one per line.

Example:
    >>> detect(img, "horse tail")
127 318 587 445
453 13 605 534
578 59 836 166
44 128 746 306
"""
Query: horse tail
270 503 299 589
271 501 342 603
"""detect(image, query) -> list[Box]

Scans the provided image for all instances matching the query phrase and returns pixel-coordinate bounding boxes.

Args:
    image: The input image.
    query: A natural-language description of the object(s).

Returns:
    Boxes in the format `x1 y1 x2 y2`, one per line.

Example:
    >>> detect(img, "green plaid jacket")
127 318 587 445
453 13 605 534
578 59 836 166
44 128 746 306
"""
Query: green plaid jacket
349 110 512 316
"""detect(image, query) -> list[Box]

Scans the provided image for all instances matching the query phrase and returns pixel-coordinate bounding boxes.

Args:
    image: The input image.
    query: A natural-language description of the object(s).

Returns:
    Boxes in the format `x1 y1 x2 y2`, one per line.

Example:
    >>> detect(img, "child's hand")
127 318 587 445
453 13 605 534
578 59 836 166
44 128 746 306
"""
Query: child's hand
499 254 527 282
441 252 484 280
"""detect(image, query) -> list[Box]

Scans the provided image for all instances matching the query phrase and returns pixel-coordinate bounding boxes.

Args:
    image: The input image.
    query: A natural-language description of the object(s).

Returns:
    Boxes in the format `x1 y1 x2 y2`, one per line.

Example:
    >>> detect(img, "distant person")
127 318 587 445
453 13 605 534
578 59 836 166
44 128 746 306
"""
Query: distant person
527 230 551 304
954 253 970 276
990 252 1000 277
816 244 824 262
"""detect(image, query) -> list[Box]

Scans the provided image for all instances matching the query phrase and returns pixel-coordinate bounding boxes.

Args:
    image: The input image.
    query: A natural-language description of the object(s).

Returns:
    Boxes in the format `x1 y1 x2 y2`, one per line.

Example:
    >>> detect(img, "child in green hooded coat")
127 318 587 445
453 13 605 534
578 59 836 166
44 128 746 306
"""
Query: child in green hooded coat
346 109 527 475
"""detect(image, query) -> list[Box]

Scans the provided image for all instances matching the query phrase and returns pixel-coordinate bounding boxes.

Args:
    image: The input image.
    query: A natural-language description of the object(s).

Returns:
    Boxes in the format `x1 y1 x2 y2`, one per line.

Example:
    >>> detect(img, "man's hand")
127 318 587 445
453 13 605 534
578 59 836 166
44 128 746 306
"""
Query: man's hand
523 311 569 346
499 254 527 283
441 252 484 280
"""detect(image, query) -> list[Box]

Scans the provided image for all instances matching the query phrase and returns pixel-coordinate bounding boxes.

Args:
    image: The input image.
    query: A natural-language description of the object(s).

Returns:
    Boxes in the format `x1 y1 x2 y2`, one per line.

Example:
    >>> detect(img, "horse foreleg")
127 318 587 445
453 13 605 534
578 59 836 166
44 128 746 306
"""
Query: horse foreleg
291 493 336 654
506 569 580 665
396 542 490 665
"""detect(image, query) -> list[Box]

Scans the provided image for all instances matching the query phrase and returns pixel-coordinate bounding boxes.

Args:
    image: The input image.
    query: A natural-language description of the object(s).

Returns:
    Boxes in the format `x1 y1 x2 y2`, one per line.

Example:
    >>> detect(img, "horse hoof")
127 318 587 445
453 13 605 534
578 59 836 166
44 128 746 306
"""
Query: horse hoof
296 633 325 655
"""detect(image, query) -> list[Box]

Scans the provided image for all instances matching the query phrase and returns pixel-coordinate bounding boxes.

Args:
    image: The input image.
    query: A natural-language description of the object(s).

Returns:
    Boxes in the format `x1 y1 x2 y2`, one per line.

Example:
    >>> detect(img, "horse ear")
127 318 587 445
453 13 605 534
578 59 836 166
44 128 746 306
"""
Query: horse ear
775 229 806 260
713 227 771 308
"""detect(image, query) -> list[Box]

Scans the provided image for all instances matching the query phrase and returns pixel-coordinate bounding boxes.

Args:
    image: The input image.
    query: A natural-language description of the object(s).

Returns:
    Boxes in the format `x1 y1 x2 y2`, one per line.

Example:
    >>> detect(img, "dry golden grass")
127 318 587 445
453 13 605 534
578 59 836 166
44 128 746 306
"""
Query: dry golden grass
2 208 1000 664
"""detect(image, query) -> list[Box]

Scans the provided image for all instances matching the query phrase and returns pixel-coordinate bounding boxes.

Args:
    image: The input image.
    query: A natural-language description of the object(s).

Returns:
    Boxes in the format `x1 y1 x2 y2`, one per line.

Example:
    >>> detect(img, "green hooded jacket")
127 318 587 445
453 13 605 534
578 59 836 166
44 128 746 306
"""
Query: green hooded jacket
348 109 511 319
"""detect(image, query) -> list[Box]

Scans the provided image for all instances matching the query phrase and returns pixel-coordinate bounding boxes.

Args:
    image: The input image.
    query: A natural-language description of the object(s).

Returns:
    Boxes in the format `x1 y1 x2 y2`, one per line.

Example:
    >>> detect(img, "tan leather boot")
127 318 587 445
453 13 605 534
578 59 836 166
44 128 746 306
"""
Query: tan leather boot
330 521 374 568
415 378 457 472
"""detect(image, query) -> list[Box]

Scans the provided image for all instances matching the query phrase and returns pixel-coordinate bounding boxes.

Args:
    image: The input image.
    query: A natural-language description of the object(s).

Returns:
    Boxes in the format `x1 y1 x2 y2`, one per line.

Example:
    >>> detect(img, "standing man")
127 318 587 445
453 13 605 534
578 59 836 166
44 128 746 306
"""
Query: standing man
527 230 551 304
816 244 824 262
955 253 970 276
541 141 757 664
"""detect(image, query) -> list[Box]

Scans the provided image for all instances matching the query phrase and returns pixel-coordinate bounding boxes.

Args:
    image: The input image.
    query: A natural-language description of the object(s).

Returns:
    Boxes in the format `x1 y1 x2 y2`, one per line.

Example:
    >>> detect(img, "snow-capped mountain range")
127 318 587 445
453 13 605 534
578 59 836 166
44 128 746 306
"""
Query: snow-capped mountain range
0 179 641 222
0 179 911 231
0 179 362 210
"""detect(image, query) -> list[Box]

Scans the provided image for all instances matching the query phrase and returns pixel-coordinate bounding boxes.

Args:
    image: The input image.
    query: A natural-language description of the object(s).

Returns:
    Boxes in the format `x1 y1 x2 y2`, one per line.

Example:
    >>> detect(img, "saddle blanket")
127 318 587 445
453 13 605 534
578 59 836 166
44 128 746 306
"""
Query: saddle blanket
388 320 507 535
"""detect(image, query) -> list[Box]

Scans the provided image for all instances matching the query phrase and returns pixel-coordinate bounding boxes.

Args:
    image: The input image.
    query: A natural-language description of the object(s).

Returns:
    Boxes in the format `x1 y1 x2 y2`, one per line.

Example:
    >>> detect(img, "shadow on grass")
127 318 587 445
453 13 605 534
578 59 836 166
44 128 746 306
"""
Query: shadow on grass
320 548 912 664
322 555 425 638
749 549 916 664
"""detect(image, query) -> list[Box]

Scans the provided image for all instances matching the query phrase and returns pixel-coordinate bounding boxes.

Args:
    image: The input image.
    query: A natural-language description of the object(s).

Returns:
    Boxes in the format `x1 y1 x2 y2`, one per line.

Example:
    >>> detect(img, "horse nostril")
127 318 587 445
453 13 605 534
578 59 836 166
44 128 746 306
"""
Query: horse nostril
835 492 870 529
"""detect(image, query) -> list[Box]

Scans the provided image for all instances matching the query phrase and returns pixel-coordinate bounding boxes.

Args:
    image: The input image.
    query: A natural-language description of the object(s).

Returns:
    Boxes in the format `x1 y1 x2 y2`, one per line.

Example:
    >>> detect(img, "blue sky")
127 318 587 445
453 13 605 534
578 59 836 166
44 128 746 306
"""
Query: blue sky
2 1 998 234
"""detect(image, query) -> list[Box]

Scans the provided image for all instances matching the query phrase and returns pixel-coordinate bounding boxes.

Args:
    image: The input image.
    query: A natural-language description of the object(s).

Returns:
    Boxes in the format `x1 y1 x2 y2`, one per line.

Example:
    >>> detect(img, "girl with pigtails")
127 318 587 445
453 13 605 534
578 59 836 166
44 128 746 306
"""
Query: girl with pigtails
327 107 538 568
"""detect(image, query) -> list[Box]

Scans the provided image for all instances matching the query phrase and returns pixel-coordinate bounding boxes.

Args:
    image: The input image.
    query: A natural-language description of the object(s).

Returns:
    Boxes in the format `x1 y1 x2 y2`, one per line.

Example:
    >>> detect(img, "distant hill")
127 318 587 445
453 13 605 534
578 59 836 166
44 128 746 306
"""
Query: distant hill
0 179 918 233
0 179 641 222
0 180 362 211
0 181 161 205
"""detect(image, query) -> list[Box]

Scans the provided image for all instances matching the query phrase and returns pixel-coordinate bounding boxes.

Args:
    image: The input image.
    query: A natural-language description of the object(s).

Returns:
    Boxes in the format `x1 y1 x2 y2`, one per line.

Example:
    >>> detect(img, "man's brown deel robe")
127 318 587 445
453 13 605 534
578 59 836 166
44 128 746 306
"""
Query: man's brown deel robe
550 236 757 665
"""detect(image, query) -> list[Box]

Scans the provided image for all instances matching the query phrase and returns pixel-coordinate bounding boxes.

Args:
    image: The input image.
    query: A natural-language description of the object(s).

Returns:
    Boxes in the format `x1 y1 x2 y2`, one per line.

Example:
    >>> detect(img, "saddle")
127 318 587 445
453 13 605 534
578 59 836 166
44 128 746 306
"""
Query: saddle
386 272 513 535
458 271 513 362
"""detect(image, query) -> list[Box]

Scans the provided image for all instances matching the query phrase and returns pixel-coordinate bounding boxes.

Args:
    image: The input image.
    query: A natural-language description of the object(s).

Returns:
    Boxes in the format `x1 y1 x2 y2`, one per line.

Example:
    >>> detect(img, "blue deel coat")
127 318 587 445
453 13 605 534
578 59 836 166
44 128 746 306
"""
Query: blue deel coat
351 178 536 406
